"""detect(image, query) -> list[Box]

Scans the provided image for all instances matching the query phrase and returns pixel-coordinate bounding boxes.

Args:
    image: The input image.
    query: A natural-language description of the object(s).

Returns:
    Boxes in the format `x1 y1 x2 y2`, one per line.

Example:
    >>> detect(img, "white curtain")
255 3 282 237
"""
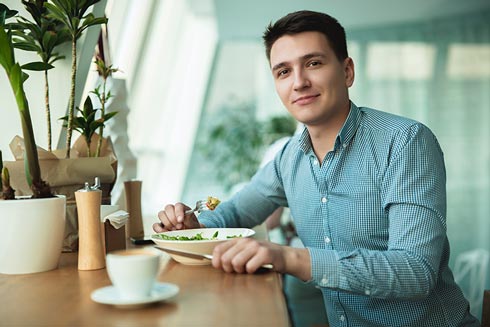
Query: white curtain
104 0 217 232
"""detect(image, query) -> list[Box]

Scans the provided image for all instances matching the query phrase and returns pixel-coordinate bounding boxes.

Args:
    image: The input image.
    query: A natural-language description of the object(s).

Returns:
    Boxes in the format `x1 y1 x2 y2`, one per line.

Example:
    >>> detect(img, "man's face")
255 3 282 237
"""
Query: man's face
270 31 354 128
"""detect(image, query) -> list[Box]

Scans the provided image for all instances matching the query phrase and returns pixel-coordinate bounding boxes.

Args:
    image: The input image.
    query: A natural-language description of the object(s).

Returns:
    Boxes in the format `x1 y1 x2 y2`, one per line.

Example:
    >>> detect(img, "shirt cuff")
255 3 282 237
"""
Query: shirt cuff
308 247 340 288
197 212 221 228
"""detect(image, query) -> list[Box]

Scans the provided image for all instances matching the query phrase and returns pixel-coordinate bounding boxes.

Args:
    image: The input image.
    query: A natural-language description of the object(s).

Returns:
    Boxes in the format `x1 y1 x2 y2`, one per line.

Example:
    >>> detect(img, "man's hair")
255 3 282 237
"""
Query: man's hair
262 10 348 62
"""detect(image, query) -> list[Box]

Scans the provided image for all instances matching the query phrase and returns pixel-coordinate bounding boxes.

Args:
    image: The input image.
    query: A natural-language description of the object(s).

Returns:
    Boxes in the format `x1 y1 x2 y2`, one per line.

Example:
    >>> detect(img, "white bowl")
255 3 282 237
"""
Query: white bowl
151 228 255 265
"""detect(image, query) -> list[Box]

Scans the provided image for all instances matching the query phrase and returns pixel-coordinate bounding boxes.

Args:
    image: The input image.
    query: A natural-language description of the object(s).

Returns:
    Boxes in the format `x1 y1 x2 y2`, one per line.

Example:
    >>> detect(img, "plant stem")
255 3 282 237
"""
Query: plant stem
65 38 77 158
44 70 52 152
87 140 92 157
95 78 106 157
16 81 42 188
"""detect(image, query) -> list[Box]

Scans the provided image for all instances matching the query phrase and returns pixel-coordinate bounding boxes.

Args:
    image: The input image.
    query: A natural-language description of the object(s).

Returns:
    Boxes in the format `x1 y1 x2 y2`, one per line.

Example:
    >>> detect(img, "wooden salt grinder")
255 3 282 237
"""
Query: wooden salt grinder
76 178 105 270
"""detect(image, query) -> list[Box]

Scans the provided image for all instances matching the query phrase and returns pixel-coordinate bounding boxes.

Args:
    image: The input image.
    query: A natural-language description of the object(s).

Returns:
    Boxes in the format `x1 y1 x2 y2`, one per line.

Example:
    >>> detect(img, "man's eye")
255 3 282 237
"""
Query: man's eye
308 61 321 67
277 69 289 77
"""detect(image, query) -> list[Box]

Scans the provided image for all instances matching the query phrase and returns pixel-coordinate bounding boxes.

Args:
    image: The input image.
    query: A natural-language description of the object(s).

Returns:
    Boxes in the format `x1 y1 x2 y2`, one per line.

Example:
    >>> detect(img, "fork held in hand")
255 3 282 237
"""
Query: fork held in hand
184 200 209 215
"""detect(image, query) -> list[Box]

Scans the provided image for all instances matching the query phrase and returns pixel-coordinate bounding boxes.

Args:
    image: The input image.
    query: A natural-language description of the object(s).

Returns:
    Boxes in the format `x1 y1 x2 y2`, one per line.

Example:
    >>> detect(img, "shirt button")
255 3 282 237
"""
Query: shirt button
321 277 329 285
324 236 331 244
313 159 318 165
340 315 345 322
342 143 347 148
321 197 328 203
365 289 371 295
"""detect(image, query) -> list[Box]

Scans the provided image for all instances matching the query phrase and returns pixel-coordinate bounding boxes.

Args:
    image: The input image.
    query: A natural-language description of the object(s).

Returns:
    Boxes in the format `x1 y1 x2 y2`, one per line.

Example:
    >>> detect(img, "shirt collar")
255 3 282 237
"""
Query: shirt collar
338 101 361 147
298 101 362 153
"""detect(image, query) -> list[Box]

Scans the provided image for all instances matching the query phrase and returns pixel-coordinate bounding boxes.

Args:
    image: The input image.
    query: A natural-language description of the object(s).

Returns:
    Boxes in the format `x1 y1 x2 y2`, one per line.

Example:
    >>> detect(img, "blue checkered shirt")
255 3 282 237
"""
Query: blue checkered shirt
199 102 479 327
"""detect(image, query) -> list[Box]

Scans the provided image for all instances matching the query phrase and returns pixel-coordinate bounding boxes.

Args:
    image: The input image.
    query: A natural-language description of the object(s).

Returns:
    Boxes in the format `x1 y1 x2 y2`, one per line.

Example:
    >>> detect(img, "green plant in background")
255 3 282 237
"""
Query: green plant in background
92 54 119 157
11 0 70 152
200 103 263 191
44 0 107 158
0 4 53 199
263 115 297 146
200 101 297 192
59 95 117 157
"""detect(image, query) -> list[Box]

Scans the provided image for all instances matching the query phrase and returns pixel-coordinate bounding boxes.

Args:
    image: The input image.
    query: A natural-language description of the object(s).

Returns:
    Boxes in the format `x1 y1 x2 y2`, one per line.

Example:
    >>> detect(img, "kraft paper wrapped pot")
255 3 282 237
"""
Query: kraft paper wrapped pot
4 135 117 252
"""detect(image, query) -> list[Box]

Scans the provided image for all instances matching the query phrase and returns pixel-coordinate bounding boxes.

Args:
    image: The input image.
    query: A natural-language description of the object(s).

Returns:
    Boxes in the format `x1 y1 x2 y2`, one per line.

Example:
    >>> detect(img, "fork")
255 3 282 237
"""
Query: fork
184 200 209 215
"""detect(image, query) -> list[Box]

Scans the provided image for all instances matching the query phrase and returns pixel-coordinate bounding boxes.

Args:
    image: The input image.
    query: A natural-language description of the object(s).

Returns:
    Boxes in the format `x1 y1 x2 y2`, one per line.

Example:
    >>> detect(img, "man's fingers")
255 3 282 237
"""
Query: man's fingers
152 222 169 233
174 202 190 224
212 239 267 273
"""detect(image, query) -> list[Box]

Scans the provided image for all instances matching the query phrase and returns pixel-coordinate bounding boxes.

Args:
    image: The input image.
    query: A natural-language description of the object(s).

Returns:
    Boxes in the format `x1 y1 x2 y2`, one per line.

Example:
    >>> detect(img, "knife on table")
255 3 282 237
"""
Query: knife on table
154 246 273 270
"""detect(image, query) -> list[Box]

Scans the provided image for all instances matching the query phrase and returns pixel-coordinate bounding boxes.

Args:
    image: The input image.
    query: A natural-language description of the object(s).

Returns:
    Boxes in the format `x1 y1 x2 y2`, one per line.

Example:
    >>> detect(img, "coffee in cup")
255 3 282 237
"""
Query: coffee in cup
106 249 160 300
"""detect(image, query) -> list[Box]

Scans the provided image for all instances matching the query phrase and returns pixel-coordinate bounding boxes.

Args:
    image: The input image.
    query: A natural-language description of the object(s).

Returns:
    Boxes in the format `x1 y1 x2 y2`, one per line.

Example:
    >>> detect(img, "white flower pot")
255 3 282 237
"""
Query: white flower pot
0 195 66 274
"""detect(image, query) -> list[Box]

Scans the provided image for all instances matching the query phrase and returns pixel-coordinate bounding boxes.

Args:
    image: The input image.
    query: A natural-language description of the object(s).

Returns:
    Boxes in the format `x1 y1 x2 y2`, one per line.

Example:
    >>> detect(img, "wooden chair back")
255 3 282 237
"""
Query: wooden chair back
483 289 490 327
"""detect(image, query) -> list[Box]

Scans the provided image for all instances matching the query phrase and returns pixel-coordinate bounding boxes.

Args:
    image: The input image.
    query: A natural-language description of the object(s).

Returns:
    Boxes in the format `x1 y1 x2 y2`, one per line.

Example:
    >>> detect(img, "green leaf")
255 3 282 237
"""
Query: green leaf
44 3 70 29
71 16 79 29
90 120 103 130
48 54 66 64
0 4 18 22
21 71 29 83
0 28 15 72
80 16 107 29
21 61 54 71
103 111 118 121
23 152 33 187
42 31 56 51
83 109 95 122
13 41 40 52
49 0 70 17
74 116 86 128
10 62 23 88
82 96 94 116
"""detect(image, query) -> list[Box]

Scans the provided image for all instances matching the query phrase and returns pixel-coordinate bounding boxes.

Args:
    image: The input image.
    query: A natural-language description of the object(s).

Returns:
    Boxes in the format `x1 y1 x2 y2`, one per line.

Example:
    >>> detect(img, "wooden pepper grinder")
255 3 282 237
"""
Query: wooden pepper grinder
76 177 105 270
124 180 144 239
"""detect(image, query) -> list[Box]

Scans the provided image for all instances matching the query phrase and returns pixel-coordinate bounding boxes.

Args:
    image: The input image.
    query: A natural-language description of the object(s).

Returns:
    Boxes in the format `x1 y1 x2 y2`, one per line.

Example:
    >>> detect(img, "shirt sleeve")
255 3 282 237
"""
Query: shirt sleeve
198 153 289 229
309 123 448 299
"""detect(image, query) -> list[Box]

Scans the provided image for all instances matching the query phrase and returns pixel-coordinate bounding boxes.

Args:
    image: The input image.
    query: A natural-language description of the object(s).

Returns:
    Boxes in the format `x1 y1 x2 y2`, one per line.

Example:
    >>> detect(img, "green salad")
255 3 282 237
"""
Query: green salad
154 231 242 241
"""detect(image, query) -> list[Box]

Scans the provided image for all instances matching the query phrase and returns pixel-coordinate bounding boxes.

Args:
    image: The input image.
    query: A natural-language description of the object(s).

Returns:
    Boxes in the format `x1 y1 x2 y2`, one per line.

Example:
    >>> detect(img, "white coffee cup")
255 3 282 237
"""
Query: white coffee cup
106 249 160 300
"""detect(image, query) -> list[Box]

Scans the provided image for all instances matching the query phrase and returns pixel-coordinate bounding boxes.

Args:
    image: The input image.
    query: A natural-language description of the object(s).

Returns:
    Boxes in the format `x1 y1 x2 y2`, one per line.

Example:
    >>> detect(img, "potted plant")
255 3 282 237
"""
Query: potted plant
92 53 119 157
44 0 108 158
60 94 118 157
3 1 117 254
11 0 70 152
0 4 66 274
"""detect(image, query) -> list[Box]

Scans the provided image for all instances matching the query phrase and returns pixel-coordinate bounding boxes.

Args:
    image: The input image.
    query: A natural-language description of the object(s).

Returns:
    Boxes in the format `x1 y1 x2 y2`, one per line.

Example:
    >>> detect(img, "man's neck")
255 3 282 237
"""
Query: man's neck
307 103 351 163
308 127 337 163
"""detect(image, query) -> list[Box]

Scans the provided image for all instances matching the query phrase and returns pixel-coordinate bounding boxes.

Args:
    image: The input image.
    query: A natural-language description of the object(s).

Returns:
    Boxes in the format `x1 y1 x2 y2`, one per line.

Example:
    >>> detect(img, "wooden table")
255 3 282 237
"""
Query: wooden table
0 246 290 326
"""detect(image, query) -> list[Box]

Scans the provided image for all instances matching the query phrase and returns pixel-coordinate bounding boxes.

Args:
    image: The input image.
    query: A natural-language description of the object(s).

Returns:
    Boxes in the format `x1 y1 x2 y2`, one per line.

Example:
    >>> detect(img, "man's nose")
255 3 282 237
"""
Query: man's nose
293 69 310 91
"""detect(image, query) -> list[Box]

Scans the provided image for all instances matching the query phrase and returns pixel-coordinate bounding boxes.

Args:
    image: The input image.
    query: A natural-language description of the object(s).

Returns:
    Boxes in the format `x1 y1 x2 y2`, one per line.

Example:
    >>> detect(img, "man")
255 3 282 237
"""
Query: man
154 10 479 326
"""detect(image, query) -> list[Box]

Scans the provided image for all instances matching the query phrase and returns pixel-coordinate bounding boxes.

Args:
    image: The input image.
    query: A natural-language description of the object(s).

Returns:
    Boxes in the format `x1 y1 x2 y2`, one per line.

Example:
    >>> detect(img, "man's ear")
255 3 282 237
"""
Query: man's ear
344 57 355 87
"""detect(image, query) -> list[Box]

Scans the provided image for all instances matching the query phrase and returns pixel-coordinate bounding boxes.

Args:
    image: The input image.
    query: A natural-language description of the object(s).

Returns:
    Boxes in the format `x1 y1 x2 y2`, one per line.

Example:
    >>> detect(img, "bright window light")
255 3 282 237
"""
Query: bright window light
447 44 490 78
366 42 436 80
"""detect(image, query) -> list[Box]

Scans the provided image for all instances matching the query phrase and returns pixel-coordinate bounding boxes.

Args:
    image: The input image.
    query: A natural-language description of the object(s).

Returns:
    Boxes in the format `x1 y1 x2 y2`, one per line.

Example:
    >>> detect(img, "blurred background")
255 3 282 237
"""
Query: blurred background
1 0 489 320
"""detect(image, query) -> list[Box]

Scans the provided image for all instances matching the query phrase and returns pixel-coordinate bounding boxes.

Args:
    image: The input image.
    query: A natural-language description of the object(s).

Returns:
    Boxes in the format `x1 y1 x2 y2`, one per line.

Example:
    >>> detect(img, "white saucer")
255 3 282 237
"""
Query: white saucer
91 282 179 308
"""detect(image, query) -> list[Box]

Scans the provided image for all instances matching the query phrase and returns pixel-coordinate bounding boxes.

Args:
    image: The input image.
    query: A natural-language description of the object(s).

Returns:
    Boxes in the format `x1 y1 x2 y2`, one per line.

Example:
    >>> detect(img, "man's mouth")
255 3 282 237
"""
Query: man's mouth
292 94 320 105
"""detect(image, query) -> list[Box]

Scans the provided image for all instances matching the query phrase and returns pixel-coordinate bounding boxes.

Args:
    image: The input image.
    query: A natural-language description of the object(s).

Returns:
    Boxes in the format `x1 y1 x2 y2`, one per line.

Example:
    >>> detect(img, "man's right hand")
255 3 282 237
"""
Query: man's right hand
152 202 202 232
